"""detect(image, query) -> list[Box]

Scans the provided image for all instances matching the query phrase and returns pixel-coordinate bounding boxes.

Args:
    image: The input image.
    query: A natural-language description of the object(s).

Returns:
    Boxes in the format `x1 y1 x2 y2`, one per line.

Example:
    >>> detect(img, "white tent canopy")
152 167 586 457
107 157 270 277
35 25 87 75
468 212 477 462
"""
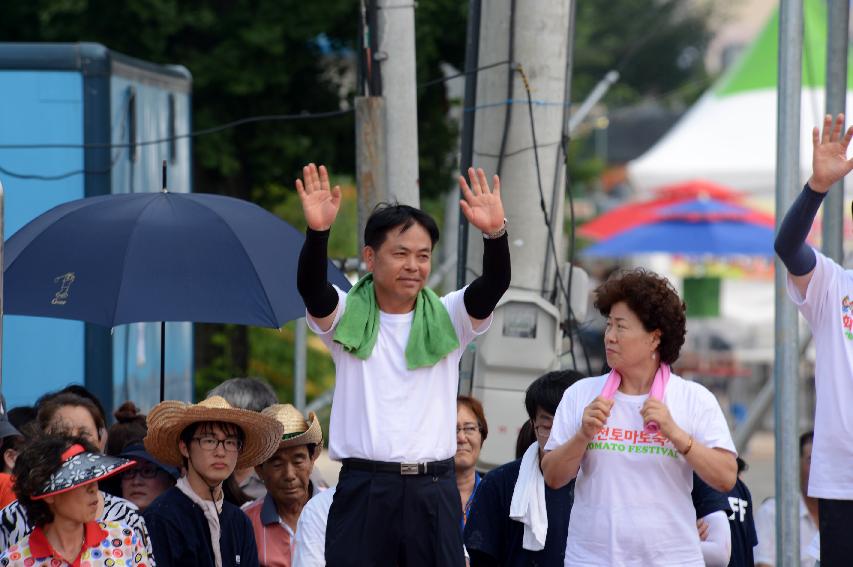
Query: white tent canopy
627 0 852 202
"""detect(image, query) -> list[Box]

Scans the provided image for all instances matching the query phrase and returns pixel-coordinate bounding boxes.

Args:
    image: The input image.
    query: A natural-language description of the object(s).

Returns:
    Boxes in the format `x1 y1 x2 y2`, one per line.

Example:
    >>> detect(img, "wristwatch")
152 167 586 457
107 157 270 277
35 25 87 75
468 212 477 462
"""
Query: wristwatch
483 218 508 240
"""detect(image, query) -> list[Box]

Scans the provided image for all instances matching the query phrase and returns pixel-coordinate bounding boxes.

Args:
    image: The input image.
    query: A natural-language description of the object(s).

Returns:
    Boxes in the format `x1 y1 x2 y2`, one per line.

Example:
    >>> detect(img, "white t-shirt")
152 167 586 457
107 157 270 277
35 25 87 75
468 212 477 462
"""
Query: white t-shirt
292 487 336 567
752 496 818 567
307 285 490 462
544 373 737 567
787 251 853 499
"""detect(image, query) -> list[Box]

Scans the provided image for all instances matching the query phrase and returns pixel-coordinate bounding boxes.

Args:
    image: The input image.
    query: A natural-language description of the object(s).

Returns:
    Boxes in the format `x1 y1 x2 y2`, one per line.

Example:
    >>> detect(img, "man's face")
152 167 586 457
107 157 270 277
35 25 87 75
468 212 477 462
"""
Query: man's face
364 223 432 309
179 422 242 485
256 445 317 509
532 407 554 453
48 405 102 449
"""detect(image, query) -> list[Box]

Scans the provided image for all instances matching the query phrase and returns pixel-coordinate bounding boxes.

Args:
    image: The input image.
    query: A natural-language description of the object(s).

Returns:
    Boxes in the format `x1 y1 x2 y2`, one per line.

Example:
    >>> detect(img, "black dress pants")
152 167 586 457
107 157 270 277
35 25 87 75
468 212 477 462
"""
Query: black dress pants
325 460 465 567
818 497 853 566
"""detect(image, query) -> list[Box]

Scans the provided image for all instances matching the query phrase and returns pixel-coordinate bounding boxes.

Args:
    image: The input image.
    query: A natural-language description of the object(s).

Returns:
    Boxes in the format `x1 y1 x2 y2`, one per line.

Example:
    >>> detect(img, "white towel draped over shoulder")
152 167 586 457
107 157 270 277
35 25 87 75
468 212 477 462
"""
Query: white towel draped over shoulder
509 442 548 551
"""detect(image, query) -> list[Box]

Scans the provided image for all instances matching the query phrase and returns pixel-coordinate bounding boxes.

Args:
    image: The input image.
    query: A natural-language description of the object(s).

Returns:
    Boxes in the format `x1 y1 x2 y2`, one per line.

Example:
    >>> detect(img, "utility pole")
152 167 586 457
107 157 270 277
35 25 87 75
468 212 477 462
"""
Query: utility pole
375 0 420 208
466 0 577 467
355 0 420 244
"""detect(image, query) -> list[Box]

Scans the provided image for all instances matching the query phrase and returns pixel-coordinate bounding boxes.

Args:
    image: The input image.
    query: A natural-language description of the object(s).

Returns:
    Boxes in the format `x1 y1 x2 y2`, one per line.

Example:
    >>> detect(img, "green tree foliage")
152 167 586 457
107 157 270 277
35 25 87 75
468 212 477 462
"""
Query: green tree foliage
0 0 359 392
573 0 715 107
414 0 467 201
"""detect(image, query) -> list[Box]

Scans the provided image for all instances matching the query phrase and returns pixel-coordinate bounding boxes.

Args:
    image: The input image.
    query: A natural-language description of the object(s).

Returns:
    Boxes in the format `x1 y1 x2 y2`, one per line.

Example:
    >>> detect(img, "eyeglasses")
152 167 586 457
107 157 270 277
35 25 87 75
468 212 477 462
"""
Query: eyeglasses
122 465 161 480
192 436 243 453
456 425 481 436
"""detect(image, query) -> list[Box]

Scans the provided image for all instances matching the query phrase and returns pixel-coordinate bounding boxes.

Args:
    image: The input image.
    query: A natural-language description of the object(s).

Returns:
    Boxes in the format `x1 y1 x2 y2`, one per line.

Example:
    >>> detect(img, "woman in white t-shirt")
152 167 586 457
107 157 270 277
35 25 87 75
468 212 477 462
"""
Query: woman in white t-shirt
541 268 737 566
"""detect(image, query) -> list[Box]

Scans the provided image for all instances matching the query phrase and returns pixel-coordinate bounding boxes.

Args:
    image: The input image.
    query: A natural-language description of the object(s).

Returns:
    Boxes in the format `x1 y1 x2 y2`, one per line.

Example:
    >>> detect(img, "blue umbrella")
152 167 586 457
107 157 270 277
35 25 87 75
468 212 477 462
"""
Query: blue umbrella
581 219 775 258
3 189 351 398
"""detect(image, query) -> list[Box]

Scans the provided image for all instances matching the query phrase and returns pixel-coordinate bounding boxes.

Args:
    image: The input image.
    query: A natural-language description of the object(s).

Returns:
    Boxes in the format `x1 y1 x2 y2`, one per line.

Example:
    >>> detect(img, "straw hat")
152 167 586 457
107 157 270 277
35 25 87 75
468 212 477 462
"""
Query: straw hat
33 444 135 500
144 396 284 469
261 404 323 449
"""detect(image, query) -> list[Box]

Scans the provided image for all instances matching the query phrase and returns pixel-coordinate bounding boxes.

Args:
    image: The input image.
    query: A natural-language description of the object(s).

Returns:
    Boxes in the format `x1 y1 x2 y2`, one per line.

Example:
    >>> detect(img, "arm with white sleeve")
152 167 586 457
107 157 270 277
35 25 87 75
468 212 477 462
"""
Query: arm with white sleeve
698 511 732 567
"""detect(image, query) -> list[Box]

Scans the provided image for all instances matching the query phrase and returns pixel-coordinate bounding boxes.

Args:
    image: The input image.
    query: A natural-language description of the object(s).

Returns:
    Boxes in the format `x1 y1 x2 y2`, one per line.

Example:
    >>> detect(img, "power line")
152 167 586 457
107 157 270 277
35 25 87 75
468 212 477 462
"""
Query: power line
0 109 354 151
419 60 512 89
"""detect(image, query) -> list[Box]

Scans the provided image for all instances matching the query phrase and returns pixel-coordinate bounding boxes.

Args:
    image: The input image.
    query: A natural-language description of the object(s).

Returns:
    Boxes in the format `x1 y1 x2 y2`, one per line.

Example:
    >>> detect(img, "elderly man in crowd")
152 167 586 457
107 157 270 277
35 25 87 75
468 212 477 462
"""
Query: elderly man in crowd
243 404 323 567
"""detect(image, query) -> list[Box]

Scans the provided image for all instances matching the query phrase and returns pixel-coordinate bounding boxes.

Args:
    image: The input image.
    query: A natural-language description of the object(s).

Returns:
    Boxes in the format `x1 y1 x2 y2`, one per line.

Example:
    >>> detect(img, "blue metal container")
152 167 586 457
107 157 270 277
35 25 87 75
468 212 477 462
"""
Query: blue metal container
0 43 193 413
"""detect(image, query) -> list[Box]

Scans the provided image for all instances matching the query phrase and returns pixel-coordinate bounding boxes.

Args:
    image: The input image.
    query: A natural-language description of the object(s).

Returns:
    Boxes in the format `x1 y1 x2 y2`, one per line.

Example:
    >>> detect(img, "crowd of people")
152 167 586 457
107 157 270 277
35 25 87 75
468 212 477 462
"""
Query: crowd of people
0 116 851 566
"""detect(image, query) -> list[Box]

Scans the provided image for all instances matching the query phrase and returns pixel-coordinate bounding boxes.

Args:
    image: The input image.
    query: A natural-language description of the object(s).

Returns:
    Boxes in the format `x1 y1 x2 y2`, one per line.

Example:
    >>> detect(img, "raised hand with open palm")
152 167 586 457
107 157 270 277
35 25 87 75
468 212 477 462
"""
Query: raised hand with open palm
809 113 853 193
458 167 505 235
296 163 342 231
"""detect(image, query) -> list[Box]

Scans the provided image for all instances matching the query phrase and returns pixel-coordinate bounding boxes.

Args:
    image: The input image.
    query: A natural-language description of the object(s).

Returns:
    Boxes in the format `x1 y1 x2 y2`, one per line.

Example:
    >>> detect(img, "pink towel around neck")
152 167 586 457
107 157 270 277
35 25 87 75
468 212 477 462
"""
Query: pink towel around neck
600 363 671 434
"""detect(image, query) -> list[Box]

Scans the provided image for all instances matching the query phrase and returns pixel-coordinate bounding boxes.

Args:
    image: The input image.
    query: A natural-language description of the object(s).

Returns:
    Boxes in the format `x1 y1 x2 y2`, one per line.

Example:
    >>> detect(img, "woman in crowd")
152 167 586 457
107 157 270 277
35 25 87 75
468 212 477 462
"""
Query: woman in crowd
100 402 178 511
541 268 737 566
0 434 150 566
456 396 488 529
118 443 179 512
0 390 155 561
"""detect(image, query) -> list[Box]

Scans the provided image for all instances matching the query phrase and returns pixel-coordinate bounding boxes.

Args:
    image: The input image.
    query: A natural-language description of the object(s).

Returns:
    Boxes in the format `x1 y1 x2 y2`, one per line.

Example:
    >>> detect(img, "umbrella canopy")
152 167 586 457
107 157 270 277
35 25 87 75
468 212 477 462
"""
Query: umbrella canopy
4 191 351 328
578 181 771 240
581 218 775 258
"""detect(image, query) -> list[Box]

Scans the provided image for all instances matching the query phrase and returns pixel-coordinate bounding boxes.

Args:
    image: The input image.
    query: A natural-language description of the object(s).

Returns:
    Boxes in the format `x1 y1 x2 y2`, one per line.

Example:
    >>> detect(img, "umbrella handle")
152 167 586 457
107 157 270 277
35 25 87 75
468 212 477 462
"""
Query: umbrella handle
160 321 165 402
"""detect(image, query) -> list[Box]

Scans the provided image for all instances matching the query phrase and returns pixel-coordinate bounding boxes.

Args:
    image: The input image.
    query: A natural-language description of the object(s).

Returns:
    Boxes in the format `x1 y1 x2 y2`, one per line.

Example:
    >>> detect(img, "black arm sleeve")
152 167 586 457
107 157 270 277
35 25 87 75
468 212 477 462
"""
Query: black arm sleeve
773 183 824 276
464 233 511 320
296 228 339 318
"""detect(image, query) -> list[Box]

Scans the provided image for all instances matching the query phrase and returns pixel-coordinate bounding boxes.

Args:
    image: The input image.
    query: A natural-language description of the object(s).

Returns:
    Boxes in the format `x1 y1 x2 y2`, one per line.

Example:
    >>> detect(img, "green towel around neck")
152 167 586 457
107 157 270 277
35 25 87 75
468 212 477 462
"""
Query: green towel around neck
333 274 460 369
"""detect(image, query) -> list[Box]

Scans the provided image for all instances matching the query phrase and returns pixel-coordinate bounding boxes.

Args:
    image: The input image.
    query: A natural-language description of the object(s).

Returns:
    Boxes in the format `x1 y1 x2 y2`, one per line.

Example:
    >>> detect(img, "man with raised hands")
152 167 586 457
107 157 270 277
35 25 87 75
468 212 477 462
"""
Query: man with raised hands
774 113 853 566
295 163 510 566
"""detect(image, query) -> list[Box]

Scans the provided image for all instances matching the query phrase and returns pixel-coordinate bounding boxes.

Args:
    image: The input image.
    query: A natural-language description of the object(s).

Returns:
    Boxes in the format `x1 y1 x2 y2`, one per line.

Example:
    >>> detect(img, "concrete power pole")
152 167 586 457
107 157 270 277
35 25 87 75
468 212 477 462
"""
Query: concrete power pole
355 0 420 245
376 0 420 208
467 0 576 467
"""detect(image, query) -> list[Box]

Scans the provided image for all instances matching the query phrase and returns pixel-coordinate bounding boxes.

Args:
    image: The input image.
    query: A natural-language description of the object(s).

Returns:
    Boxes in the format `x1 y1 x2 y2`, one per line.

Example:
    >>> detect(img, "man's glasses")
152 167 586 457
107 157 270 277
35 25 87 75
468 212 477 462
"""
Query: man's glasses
122 465 161 480
192 436 243 453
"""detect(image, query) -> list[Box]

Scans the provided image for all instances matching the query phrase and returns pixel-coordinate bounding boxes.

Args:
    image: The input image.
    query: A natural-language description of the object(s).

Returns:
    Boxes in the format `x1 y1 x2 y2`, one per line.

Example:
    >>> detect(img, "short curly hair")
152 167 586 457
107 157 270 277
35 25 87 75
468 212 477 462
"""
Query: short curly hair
13 434 99 528
594 268 686 364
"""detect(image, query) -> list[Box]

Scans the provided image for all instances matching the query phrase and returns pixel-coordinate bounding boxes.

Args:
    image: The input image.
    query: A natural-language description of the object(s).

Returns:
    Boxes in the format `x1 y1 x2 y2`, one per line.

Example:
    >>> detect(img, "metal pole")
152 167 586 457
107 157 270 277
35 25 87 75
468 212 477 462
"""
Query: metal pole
294 318 307 411
376 0 420 207
823 0 849 263
457 0 482 289
774 1 802 564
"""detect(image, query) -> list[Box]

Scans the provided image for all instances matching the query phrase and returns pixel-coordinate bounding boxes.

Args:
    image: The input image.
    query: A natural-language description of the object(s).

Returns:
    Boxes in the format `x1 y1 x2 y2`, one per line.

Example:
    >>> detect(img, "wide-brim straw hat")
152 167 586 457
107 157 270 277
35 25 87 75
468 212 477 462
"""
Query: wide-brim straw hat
260 404 323 449
144 396 284 469
33 444 135 500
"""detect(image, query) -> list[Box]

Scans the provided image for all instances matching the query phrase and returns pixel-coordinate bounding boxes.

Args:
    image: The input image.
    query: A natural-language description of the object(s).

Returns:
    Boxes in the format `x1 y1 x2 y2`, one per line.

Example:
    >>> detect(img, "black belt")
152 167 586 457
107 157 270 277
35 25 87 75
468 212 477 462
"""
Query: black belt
341 457 454 476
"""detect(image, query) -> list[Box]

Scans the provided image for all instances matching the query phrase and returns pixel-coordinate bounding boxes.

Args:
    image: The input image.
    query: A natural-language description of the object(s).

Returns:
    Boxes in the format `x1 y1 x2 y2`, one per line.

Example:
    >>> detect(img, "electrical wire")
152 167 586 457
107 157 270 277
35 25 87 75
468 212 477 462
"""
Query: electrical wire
418 60 512 89
495 0 516 179
0 109 354 151
517 64 593 375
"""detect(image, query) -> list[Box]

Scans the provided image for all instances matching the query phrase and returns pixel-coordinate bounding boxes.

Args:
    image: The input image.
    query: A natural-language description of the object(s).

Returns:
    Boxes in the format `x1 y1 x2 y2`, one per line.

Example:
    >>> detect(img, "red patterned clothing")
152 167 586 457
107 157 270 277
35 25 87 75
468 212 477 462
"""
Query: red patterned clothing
0 521 150 566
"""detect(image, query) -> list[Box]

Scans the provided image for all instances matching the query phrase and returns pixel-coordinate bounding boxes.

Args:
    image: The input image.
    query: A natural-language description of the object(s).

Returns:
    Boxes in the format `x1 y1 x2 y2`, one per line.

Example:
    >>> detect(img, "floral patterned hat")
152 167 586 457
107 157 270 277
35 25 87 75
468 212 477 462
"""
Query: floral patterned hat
32 444 136 500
